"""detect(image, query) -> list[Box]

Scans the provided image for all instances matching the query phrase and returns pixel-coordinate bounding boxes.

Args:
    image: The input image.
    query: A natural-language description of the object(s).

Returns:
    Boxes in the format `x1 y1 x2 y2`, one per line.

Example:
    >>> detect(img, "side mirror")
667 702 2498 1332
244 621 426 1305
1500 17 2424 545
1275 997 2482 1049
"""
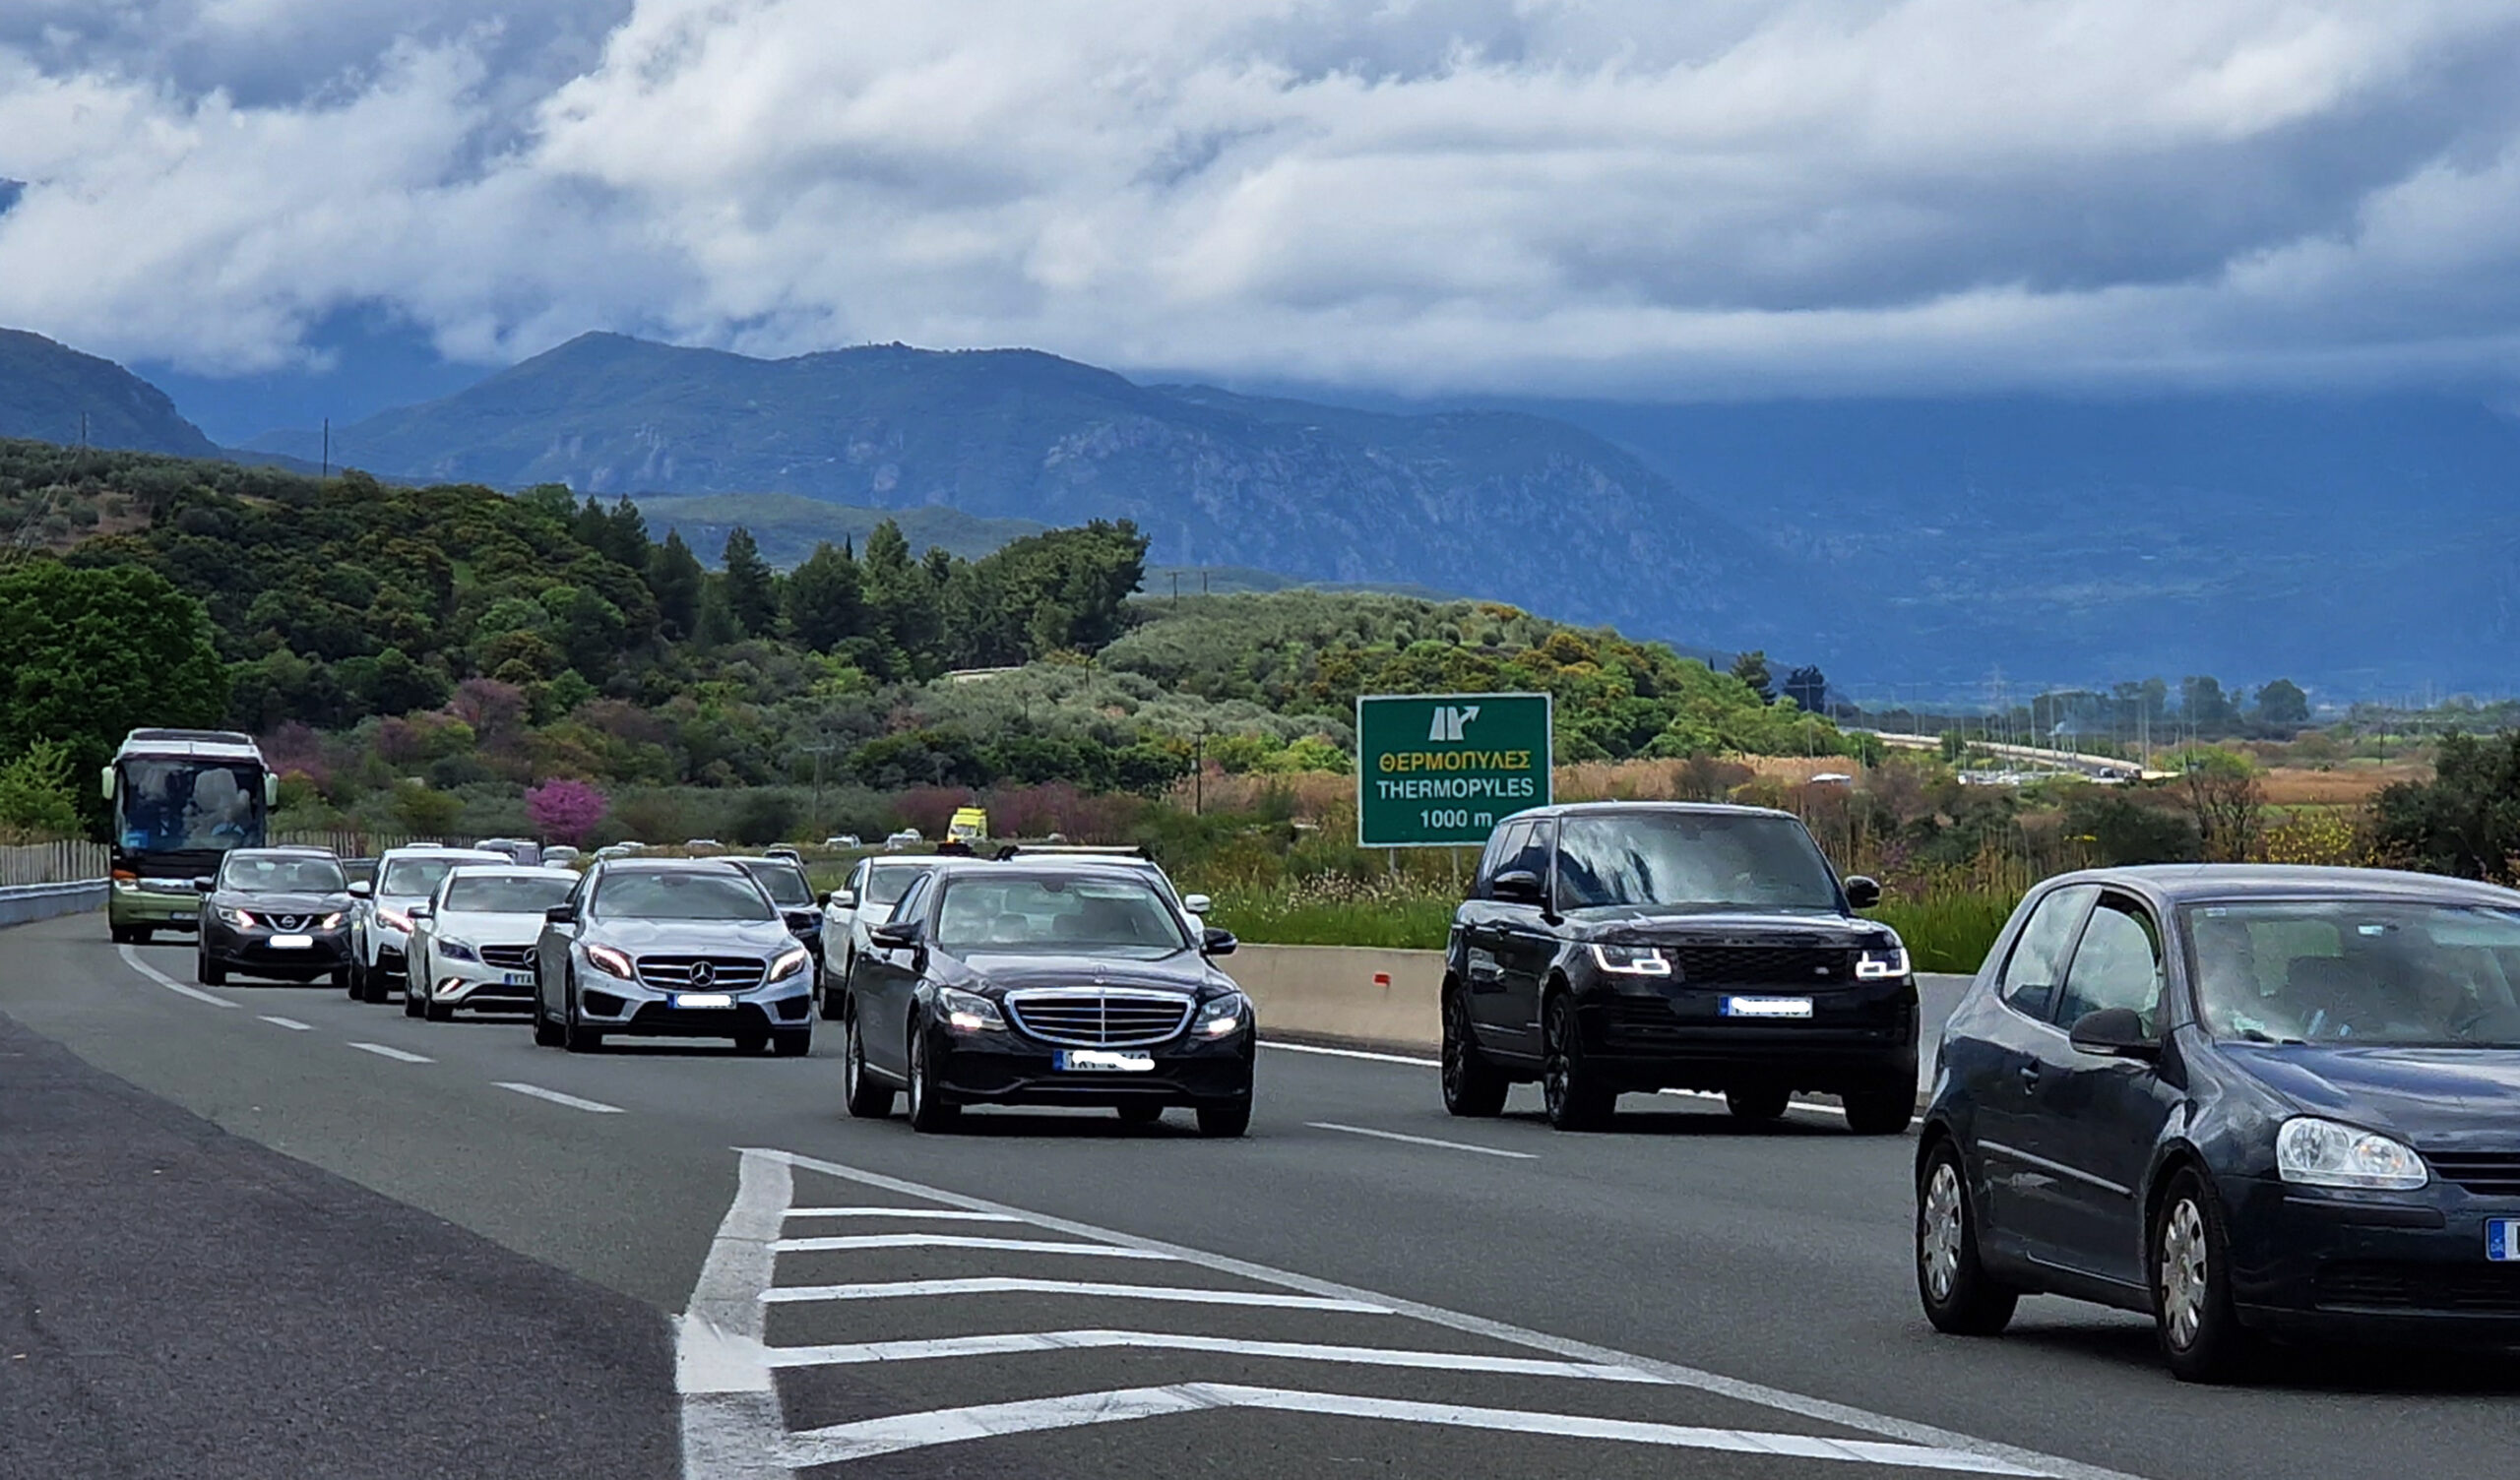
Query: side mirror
784 910 819 936
867 919 925 952
1182 893 1213 916
347 881 373 898
1490 869 1545 904
544 902 579 925
409 902 432 922
100 765 115 802
1844 875 1883 910
1201 926 1238 956
2068 1007 2160 1062
192 876 216 894
826 889 856 910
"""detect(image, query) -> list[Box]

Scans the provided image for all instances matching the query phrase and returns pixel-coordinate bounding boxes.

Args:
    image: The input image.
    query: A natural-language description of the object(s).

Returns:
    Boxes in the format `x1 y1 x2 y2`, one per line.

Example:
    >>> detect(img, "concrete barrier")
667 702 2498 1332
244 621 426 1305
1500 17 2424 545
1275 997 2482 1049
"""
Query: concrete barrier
0 881 105 930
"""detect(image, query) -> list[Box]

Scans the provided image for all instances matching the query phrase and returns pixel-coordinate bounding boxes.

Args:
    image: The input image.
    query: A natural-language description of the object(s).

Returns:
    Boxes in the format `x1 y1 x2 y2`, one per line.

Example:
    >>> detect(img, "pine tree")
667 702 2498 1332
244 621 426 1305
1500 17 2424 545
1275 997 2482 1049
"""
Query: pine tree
721 526 781 638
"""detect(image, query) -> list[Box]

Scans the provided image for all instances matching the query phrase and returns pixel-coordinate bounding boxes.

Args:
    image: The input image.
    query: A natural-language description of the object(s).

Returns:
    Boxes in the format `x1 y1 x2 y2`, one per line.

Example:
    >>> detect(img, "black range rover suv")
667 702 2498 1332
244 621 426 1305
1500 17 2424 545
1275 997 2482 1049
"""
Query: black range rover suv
1441 802 1918 1134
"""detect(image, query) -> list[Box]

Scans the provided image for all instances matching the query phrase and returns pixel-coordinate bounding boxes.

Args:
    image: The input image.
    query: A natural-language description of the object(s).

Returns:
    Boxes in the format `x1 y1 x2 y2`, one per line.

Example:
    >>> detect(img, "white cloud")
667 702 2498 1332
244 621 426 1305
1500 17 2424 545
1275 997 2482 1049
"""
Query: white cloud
2 0 2518 395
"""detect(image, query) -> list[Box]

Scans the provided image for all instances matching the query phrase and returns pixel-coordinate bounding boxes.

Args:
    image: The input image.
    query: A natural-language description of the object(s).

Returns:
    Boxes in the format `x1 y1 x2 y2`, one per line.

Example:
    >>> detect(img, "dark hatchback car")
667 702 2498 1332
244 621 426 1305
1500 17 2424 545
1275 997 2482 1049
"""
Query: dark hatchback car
1919 864 2520 1382
1442 803 1915 1133
195 846 355 987
838 861 1254 1137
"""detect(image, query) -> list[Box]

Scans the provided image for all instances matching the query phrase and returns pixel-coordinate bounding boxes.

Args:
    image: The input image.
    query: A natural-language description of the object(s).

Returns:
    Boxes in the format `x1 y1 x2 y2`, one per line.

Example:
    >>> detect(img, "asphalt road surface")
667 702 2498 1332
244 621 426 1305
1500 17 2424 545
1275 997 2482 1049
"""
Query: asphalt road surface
5 912 2516 1480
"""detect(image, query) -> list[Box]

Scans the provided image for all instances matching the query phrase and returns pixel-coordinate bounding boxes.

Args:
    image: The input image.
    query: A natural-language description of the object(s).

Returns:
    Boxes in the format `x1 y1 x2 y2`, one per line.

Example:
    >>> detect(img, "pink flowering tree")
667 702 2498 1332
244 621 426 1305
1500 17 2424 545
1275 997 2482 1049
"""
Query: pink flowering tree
526 778 607 846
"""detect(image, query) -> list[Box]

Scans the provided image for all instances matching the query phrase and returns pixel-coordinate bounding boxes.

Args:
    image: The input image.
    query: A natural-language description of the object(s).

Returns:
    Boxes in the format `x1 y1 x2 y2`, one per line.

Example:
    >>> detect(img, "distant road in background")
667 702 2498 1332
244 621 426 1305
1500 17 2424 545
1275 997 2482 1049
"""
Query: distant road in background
1859 730 2152 781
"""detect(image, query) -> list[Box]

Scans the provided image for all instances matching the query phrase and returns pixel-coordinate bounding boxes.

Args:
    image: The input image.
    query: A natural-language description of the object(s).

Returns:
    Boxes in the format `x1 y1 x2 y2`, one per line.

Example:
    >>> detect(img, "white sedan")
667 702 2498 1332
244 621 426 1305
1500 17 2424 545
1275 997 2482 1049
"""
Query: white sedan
405 866 582 1021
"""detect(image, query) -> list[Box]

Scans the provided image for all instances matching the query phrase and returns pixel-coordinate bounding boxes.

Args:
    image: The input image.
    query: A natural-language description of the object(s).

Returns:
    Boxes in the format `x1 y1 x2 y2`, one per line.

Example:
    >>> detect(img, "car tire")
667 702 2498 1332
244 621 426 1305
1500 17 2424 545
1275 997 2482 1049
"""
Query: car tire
110 926 134 945
403 973 425 1018
842 1005 895 1119
1440 986 1510 1118
734 1029 770 1056
1917 1140 2018 1336
1196 1102 1252 1139
533 982 565 1048
422 992 452 1023
346 955 366 999
772 1028 812 1058
2154 1168 2259 1384
196 952 225 986
1843 1080 1916 1136
358 957 390 1006
1116 1102 1165 1126
562 974 603 1054
905 1023 959 1133
1541 993 1614 1132
817 975 845 1021
331 965 353 992
1727 1085 1791 1122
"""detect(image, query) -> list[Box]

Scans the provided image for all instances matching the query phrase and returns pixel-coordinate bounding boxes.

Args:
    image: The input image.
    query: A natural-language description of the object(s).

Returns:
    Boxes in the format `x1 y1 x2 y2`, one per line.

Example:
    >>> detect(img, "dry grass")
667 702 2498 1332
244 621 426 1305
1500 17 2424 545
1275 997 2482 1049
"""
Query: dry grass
2257 764 2426 806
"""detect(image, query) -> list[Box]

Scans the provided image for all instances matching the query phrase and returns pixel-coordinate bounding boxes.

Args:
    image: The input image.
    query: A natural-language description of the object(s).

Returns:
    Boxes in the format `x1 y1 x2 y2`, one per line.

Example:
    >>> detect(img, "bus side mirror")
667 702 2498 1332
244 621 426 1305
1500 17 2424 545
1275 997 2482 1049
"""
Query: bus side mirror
100 766 115 802
266 775 281 806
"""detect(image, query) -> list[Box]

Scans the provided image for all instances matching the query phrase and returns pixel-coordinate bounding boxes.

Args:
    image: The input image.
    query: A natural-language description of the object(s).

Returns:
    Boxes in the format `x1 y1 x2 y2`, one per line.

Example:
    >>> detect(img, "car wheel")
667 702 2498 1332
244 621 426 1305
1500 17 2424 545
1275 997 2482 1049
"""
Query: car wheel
1116 1102 1165 1126
1726 1085 1791 1122
905 1022 959 1133
1196 1102 1252 1139
772 1028 812 1058
358 956 390 1005
1917 1140 2018 1336
346 954 366 999
562 973 604 1054
403 952 426 1018
532 976 565 1048
1844 1079 1916 1137
1541 993 1614 1132
1440 986 1510 1118
817 974 845 1021
196 951 225 986
331 965 353 992
842 1005 895 1119
2154 1168 2258 1383
733 1029 770 1056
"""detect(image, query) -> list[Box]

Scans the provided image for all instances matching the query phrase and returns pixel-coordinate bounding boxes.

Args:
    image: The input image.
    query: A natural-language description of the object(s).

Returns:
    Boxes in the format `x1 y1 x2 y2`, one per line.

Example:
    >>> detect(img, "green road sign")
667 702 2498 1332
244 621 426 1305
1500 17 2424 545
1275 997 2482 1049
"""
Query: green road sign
1355 692 1553 848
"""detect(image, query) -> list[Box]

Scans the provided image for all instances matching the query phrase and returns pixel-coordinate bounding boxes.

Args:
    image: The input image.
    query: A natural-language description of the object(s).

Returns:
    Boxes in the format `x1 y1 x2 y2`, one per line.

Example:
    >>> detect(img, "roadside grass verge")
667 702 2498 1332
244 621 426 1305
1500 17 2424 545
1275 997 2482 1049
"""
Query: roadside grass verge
1207 887 1455 951
1868 891 2013 975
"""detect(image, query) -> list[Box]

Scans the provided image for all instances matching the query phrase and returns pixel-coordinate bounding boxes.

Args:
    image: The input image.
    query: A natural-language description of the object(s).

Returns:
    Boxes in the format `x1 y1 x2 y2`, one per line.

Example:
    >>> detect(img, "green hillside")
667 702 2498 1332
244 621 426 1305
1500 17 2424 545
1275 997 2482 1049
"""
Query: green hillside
0 330 220 459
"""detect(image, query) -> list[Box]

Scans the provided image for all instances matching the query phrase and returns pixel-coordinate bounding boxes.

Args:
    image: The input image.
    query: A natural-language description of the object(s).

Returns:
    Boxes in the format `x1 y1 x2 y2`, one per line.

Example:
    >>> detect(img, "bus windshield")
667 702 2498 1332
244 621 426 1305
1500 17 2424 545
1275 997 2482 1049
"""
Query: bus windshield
115 760 268 854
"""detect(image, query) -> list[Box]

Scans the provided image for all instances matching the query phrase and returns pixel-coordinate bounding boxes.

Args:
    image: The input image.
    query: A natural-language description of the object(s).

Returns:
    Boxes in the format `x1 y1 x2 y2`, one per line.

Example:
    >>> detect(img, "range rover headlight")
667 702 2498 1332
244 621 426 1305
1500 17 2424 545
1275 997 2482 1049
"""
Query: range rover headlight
2277 1116 2428 1191
1589 944 1672 976
1856 945 1911 980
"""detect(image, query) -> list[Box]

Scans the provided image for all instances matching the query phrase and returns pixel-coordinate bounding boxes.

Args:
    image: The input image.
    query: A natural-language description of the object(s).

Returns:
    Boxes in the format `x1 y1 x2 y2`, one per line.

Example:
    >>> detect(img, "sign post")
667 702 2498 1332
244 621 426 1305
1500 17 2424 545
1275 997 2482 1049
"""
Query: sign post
1354 692 1553 848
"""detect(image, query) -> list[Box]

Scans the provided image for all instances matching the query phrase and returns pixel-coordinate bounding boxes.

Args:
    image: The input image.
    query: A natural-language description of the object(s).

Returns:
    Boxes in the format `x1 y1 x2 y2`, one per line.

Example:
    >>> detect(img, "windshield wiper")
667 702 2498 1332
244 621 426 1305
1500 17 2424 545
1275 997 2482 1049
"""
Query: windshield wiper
2234 1028 2307 1046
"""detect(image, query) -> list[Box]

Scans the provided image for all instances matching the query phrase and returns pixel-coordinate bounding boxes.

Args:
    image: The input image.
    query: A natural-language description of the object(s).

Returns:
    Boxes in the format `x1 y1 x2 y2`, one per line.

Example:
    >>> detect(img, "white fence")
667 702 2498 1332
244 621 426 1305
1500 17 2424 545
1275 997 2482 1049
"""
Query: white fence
0 840 111 886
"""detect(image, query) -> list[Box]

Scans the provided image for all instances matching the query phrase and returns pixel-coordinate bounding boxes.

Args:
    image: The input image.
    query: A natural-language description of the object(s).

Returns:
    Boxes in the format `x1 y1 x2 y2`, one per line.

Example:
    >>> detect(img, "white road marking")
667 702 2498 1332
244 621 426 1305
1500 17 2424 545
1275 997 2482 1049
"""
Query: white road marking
764 1328 1668 1383
748 1146 2147 1480
783 1206 1021 1223
495 1081 624 1114
1262 1040 1437 1067
116 946 237 1009
258 1016 312 1031
678 1149 793 1480
346 1041 432 1064
1309 1121 1538 1160
780 1384 2052 1475
771 1234 1171 1260
760 1277 1392 1314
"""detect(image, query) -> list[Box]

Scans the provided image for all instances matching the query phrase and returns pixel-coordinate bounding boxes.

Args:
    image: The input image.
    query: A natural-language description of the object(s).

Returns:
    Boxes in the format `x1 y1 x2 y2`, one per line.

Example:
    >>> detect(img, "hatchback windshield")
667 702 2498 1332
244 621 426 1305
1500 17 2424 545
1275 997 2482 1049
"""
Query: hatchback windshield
221 855 347 894
936 877 1188 956
442 875 577 914
2187 899 2520 1047
594 871 776 922
1553 814 1841 912
736 861 815 908
379 857 478 898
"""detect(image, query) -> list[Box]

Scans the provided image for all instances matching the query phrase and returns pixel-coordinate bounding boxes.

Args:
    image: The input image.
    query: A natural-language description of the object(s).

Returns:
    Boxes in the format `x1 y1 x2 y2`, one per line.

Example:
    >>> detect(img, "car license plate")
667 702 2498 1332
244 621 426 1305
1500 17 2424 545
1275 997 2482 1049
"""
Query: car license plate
1721 996 1814 1019
502 972 535 987
674 993 734 1009
1055 1049 1156 1073
2489 1219 2520 1262
269 934 314 951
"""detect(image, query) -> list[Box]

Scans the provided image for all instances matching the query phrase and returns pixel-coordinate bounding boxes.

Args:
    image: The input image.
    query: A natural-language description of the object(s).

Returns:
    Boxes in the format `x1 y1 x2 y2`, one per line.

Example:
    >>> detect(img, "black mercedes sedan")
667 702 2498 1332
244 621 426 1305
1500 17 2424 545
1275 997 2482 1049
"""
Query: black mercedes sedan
1919 864 2520 1382
1441 803 1915 1134
837 860 1254 1137
194 846 355 987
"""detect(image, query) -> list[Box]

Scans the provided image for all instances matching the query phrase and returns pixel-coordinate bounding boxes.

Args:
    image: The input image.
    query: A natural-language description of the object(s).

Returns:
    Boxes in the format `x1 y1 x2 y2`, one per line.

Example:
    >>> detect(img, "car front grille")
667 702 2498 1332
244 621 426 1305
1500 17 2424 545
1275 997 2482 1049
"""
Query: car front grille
478 945 536 970
265 913 316 932
636 956 769 991
2425 1151 2520 1199
1004 989 1194 1048
1666 945 1851 986
2314 1261 2520 1314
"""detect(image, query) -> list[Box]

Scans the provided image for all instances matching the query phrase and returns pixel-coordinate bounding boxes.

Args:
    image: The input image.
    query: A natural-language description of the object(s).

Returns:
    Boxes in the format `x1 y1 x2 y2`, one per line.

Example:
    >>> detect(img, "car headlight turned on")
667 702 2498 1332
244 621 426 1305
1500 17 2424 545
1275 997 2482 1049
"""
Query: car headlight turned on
1856 945 1912 980
585 944 637 981
2277 1116 2429 1191
377 907 413 933
937 986 1004 1032
321 913 346 930
1194 992 1250 1038
437 940 480 962
1589 944 1672 976
218 906 258 928
768 947 812 982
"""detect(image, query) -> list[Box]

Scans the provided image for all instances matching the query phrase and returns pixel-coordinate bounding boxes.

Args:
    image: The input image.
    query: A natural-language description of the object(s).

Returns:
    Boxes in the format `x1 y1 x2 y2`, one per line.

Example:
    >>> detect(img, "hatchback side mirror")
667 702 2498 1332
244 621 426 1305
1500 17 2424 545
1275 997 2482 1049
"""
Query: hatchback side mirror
2068 1007 2160 1062
1843 875 1882 910
544 902 579 925
1490 870 1545 904
1201 926 1238 956
347 880 373 898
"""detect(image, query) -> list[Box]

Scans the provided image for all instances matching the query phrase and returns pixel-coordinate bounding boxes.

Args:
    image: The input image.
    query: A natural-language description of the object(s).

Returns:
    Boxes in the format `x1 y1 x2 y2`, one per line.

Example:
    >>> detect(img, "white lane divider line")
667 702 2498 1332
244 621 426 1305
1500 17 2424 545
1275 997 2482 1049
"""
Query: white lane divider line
780 1384 2055 1475
495 1081 623 1114
783 1206 1022 1223
765 1329 1668 1383
678 1148 794 1480
258 1016 312 1031
771 1234 1171 1260
1263 1040 1437 1067
1308 1122 1537 1160
346 1041 432 1064
116 945 237 1009
760 1277 1391 1314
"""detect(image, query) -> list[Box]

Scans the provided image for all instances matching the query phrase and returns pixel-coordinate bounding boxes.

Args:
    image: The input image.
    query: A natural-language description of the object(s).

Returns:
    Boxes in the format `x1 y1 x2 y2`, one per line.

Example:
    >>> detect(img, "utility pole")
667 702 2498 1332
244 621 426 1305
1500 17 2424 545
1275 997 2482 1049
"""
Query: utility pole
322 418 331 479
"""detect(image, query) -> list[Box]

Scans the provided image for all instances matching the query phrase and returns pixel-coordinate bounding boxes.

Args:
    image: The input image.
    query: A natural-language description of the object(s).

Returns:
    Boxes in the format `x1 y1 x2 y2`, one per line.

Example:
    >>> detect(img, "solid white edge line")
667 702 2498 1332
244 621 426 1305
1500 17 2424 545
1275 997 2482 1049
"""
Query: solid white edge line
747 1146 2145 1480
346 1041 432 1064
494 1081 624 1114
1262 1040 1437 1067
758 1277 1391 1314
116 945 237 1008
1308 1122 1538 1160
771 1234 1171 1259
257 1015 312 1031
763 1328 1667 1384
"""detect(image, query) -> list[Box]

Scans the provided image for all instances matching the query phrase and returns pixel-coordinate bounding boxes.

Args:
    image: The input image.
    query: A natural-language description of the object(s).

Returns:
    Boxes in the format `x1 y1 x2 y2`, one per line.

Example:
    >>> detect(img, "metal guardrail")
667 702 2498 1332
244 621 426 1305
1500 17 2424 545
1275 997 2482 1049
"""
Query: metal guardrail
0 880 106 929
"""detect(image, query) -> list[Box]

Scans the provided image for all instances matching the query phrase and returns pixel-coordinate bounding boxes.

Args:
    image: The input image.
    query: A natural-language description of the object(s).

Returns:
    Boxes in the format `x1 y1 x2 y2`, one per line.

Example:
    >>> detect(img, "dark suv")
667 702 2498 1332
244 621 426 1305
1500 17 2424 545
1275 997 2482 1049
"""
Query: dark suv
1441 803 1917 1134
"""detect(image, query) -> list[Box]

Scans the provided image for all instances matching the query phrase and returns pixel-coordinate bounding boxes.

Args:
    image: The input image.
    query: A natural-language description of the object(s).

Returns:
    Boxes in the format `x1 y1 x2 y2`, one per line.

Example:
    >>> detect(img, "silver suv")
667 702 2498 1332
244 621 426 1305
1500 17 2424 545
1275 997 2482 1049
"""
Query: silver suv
533 859 815 1055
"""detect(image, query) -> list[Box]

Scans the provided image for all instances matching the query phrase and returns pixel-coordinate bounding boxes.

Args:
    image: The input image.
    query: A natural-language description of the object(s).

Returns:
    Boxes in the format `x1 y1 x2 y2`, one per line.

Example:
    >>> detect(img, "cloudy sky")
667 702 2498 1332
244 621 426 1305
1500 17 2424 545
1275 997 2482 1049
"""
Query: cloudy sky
5 0 2520 417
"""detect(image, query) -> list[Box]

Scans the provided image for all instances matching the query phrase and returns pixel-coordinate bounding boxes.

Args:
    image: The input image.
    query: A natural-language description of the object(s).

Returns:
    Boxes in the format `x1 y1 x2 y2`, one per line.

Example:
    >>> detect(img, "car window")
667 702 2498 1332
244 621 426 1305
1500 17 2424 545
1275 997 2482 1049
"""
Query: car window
2186 899 2520 1047
863 865 922 907
379 857 472 898
1998 884 2099 1022
221 854 347 894
1492 823 1552 893
1480 823 1532 895
737 861 815 908
592 871 776 921
442 875 576 913
1552 813 1841 912
2053 898 2166 1034
935 876 1189 956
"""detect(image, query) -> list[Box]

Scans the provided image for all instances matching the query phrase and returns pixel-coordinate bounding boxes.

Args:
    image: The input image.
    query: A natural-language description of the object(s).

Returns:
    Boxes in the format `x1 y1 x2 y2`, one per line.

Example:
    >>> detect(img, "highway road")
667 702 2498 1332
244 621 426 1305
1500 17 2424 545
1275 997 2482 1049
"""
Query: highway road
5 912 2516 1480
